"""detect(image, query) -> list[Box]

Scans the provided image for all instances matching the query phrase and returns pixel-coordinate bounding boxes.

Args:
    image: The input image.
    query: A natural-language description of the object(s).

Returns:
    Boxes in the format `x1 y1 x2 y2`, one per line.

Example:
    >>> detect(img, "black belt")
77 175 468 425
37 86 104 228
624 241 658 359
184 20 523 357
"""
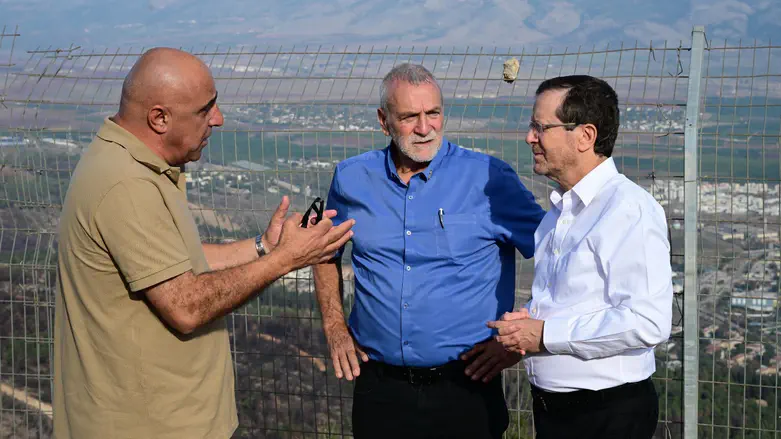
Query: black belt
530 377 654 413
363 359 467 386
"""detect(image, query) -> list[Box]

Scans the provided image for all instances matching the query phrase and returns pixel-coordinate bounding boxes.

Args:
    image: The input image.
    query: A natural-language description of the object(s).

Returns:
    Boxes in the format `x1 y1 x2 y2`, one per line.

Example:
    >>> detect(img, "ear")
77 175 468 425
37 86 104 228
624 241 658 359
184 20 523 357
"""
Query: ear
148 105 171 135
377 108 391 136
576 123 597 153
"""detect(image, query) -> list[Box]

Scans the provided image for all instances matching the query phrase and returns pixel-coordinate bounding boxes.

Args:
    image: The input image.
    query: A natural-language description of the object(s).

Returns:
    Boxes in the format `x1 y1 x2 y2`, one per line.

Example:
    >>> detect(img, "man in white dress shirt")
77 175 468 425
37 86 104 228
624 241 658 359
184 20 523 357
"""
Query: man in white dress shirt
487 75 672 439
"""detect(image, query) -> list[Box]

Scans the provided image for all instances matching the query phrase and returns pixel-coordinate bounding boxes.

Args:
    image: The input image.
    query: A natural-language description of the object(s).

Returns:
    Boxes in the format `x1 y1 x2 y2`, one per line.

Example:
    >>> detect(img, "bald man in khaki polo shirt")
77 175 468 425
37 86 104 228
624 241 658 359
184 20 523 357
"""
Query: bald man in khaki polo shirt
53 48 355 439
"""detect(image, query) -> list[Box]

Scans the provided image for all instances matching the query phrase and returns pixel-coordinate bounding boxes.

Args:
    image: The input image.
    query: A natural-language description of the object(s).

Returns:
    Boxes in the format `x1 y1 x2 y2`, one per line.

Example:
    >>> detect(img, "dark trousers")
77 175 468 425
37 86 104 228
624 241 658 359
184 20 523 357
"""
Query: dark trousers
532 377 659 439
352 360 509 439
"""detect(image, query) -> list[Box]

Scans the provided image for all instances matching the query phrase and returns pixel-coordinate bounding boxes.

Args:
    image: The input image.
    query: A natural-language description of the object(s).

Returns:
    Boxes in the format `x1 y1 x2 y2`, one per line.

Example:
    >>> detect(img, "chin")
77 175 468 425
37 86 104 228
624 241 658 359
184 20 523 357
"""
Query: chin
187 152 202 163
532 164 547 176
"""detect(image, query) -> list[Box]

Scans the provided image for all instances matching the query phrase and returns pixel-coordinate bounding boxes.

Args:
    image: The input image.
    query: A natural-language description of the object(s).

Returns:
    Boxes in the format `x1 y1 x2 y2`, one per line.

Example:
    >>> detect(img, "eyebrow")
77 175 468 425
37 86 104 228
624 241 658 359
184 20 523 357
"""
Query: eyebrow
398 106 442 118
198 92 218 114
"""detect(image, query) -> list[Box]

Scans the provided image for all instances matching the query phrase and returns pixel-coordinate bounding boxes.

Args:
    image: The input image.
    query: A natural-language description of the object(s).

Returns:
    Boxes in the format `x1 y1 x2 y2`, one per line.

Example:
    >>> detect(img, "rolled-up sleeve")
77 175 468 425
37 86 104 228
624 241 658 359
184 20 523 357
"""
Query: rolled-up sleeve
325 166 351 258
486 162 546 258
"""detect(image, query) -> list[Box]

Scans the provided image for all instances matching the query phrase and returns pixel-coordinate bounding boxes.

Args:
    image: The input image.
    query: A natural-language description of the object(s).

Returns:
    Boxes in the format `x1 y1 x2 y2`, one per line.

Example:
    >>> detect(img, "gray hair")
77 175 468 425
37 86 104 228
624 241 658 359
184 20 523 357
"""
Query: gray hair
379 63 442 113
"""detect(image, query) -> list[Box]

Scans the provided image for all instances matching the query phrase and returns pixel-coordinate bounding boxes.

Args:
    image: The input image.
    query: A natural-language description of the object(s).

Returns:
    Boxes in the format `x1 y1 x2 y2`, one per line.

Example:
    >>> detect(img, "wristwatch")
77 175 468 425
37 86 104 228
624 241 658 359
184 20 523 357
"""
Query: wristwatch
255 234 266 257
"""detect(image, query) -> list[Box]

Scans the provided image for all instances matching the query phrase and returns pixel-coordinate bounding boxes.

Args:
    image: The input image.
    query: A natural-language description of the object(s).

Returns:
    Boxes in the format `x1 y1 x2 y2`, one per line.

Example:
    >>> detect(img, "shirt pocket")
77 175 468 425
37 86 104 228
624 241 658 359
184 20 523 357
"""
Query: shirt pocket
435 213 481 258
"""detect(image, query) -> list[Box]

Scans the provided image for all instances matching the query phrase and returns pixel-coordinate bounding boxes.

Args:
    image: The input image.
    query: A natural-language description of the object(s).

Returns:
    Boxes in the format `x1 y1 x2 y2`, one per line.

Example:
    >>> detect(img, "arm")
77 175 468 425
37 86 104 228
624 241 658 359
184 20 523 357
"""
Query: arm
490 203 673 359
541 203 673 360
314 260 347 334
488 161 546 258
202 196 290 270
145 212 354 334
95 179 354 335
146 248 290 334
313 166 367 380
314 260 367 380
202 238 259 271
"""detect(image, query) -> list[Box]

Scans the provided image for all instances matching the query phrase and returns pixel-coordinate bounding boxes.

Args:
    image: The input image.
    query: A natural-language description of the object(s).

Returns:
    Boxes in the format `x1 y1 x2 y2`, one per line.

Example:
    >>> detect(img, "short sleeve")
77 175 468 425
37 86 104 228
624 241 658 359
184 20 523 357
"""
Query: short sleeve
487 162 546 258
95 178 192 292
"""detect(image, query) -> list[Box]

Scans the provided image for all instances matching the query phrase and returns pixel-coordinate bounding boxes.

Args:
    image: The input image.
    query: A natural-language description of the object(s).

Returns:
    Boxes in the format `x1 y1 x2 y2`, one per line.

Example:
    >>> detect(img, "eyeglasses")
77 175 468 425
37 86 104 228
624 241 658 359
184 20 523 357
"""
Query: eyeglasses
528 120 578 135
300 197 324 228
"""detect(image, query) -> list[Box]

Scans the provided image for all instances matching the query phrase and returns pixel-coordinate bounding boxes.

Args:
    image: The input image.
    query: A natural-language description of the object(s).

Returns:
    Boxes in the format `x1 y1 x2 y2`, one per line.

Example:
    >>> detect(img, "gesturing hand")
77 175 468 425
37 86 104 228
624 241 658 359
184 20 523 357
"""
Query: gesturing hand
261 196 290 253
275 210 354 271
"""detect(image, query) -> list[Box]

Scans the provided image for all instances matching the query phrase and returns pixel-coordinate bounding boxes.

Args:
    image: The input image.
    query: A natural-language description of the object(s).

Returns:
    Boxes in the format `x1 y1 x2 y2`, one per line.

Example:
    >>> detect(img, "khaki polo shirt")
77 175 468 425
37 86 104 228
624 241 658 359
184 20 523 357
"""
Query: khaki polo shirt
53 118 237 439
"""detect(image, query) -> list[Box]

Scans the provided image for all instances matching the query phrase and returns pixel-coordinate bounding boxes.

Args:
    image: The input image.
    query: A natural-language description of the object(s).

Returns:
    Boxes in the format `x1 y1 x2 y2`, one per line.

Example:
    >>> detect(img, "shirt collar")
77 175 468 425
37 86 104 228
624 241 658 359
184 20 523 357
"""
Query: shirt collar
96 117 181 185
549 157 618 210
384 136 451 184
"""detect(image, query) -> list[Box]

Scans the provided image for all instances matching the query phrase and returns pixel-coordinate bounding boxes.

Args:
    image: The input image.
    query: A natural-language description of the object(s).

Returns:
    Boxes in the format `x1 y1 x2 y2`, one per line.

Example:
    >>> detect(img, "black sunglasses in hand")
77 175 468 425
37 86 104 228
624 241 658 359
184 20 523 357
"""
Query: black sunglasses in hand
300 197 324 228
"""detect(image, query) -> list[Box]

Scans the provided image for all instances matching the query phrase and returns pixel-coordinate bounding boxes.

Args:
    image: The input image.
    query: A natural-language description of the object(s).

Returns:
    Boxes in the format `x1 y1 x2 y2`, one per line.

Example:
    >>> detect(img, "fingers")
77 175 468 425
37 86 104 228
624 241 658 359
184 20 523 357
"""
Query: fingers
497 325 524 336
323 220 355 245
501 309 530 321
346 349 362 378
333 348 355 380
480 362 506 383
509 346 527 356
330 334 367 380
486 319 516 332
495 334 519 346
333 347 362 381
355 344 369 362
331 353 344 379
285 212 304 227
305 210 338 227
272 196 290 221
464 348 491 376
467 353 502 382
460 344 483 362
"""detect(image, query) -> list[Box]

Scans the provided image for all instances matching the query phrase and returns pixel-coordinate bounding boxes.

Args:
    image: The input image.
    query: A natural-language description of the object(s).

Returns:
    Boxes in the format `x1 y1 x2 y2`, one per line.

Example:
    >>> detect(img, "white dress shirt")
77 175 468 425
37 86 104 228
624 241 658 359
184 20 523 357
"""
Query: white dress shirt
524 157 673 392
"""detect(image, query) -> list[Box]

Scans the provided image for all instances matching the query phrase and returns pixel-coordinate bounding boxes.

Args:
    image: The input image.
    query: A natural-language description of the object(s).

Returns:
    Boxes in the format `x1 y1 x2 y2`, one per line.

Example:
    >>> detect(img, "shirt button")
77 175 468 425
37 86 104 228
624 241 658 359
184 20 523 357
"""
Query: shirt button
553 249 560 256
408 195 414 200
406 230 412 236
531 307 538 314
403 303 409 309
403 341 409 346
406 266 411 271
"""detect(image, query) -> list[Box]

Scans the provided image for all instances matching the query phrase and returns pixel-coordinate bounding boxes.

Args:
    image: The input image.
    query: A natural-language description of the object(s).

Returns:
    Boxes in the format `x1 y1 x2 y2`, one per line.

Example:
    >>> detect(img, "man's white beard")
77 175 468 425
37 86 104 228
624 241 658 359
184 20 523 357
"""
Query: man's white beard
393 129 442 163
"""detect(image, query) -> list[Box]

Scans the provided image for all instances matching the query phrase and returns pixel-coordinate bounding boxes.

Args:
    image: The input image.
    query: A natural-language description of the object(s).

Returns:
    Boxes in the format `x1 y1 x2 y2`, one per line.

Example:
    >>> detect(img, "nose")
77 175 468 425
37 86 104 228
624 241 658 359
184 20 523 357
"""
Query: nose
413 115 430 136
210 104 225 127
525 127 538 146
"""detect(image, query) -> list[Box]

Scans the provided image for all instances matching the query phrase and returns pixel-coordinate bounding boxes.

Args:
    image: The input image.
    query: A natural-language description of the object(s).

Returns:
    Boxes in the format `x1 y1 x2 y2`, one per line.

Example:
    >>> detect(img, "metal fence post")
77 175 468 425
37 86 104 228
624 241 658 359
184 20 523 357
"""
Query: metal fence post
683 25 706 439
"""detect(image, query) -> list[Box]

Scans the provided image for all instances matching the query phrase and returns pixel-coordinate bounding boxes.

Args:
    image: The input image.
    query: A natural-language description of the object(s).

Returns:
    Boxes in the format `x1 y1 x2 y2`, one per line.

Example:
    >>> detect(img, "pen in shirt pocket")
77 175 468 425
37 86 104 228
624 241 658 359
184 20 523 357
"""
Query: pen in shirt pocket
438 208 445 229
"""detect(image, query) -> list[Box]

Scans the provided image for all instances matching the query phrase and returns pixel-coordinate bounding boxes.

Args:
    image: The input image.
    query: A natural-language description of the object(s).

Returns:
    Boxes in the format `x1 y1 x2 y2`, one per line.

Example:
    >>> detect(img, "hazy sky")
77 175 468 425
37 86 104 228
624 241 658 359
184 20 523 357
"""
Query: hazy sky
1 0 779 50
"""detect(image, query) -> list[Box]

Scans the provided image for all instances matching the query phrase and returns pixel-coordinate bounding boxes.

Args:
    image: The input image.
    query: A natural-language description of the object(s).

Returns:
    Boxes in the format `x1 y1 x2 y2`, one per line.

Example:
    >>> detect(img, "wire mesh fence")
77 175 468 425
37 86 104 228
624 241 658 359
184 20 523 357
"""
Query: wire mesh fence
696 38 781 439
0 24 779 438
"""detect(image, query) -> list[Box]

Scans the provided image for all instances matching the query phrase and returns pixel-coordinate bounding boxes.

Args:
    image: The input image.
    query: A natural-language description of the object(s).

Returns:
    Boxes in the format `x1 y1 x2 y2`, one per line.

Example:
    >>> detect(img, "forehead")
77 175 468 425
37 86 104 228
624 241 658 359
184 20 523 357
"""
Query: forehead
533 88 568 120
195 66 217 95
181 69 217 106
387 81 442 113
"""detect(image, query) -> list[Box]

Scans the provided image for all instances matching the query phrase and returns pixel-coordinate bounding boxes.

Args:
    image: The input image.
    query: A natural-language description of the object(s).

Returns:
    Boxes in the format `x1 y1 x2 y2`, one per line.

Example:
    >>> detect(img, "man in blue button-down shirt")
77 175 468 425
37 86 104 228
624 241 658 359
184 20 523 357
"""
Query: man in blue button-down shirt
313 63 545 439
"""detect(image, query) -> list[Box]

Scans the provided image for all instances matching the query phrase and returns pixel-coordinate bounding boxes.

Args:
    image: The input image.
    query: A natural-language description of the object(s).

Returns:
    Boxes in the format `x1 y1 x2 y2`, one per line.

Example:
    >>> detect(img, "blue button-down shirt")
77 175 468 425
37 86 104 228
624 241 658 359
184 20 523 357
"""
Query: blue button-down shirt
326 138 545 367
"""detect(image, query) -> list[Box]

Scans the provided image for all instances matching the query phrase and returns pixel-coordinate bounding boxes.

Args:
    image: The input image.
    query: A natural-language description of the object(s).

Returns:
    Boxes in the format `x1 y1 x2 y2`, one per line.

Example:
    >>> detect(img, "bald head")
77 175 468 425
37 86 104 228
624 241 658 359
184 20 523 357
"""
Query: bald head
119 47 212 116
113 47 223 166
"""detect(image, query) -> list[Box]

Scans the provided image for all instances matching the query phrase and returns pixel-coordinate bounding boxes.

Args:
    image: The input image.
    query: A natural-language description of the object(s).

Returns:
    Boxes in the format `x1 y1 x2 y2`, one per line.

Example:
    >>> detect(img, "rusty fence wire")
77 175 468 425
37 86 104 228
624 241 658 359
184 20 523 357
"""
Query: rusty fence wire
1 23 780 438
